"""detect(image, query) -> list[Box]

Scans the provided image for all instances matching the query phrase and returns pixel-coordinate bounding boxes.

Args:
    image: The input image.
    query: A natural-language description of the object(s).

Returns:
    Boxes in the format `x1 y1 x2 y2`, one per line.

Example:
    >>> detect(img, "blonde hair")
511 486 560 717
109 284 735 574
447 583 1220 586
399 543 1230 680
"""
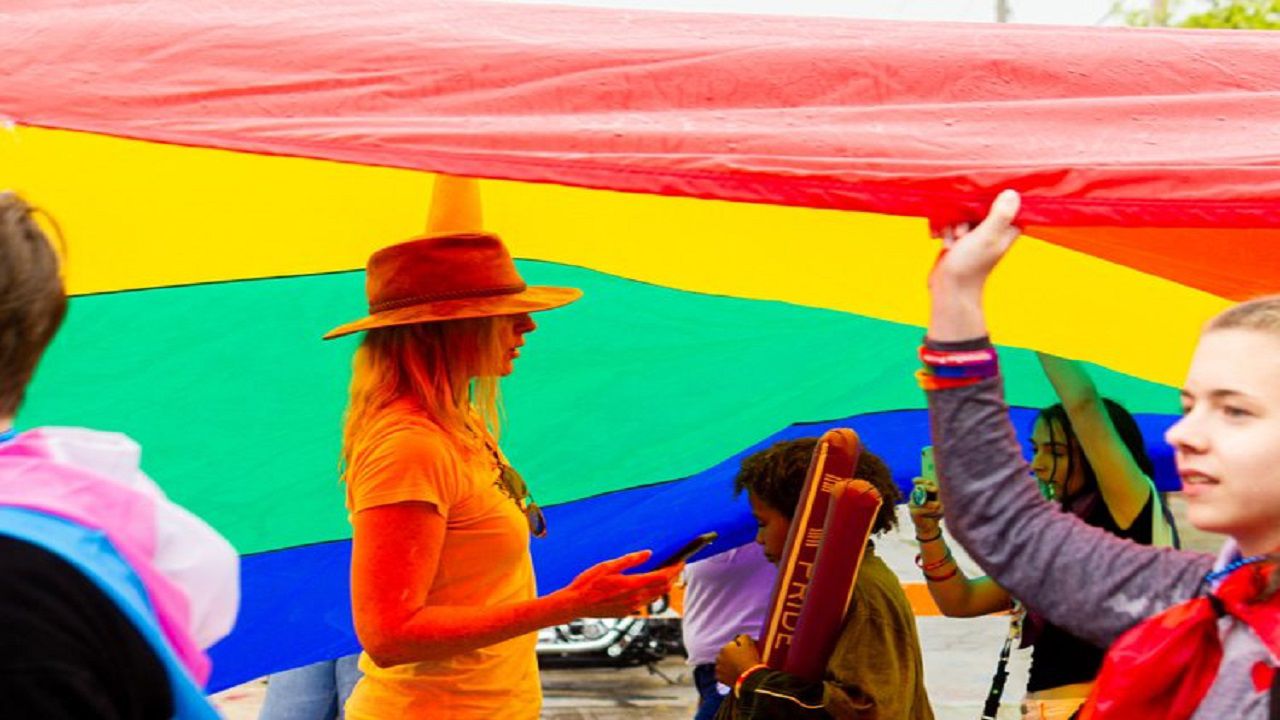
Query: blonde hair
340 316 511 478
1206 294 1280 335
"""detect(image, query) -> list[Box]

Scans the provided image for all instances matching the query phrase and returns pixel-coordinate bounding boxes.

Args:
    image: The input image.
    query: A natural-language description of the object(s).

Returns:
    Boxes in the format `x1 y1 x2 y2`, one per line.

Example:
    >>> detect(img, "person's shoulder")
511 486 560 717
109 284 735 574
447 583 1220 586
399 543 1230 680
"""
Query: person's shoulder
25 426 136 446
0 535 175 717
690 542 767 569
0 533 81 583
1088 479 1158 541
346 404 479 510
13 427 144 478
852 552 913 612
378 419 454 455
354 404 458 462
0 533 133 633
854 550 894 583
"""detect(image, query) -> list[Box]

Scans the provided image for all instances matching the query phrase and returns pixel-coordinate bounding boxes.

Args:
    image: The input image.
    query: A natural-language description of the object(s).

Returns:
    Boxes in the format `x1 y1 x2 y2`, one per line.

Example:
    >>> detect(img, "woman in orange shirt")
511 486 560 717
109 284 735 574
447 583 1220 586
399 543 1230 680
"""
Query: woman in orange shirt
323 178 678 719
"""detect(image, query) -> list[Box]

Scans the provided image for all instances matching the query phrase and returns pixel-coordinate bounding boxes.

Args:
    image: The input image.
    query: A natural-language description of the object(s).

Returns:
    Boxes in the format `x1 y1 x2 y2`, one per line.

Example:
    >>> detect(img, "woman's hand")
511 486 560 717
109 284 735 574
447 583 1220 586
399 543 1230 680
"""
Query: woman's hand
927 190 1022 342
562 551 681 618
715 634 762 685
909 477 944 536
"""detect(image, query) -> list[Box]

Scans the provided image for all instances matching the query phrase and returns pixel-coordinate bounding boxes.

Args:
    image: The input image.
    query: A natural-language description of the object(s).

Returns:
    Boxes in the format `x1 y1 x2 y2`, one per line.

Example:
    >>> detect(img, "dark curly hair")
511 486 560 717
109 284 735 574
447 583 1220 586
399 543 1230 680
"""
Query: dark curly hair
734 436 900 536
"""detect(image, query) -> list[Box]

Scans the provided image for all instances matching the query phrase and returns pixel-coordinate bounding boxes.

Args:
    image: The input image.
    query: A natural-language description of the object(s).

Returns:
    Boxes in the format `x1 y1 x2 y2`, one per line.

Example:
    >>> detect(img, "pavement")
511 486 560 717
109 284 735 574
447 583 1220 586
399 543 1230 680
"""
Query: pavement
212 498 1218 719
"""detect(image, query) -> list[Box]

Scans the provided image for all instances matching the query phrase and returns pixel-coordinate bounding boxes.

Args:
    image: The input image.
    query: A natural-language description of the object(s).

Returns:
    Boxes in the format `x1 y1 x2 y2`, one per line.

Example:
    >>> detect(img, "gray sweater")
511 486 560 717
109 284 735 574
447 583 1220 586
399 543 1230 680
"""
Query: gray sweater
929 371 1274 718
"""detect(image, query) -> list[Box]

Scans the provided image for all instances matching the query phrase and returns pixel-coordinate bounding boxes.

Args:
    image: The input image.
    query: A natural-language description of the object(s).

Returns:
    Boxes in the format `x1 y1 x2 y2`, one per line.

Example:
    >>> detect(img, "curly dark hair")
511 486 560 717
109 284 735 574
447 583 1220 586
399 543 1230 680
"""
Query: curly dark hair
734 436 900 536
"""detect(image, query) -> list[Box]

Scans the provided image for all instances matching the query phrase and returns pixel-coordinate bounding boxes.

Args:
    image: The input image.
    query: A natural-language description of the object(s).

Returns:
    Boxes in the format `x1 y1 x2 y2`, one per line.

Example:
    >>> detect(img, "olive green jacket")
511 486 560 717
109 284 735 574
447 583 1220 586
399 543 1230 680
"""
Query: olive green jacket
717 551 934 720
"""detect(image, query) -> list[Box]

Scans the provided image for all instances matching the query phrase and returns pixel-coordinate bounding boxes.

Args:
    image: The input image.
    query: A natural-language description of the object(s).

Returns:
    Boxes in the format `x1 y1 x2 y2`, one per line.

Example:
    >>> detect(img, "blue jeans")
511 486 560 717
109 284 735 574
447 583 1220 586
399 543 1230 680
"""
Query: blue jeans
259 655 362 720
694 663 727 720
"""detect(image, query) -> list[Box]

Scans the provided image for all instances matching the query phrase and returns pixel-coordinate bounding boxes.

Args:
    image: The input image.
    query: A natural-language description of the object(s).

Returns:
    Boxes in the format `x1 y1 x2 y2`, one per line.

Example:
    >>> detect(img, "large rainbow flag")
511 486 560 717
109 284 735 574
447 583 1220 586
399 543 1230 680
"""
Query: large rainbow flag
3 0 1278 691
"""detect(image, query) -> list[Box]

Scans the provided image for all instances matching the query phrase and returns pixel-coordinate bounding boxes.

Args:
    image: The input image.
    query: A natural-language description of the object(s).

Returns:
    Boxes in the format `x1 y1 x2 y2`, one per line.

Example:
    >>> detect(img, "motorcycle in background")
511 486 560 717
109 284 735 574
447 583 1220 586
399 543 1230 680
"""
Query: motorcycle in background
535 594 685 670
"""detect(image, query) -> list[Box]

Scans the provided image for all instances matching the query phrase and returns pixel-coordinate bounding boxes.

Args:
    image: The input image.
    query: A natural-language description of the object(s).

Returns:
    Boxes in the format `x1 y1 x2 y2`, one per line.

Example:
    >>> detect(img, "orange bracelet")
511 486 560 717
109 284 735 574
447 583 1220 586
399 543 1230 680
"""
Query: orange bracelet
734 663 769 696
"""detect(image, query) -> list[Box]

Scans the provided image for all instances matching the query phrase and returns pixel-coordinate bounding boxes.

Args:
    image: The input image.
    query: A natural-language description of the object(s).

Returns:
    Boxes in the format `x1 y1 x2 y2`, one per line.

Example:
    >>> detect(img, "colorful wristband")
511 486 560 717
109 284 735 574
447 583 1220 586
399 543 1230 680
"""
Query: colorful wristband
918 346 997 367
917 345 1000 385
915 369 985 391
927 361 999 379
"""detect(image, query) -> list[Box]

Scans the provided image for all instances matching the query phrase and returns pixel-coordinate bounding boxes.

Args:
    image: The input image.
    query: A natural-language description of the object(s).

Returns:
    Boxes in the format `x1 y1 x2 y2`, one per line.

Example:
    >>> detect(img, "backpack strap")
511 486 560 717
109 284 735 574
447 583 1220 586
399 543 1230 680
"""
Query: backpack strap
980 612 1020 720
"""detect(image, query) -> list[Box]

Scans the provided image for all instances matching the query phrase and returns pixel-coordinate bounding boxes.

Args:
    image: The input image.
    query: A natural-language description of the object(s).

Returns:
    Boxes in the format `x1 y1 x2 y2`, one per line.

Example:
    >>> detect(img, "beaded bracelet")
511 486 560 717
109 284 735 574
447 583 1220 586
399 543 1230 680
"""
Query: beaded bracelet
734 663 769 696
924 565 960 583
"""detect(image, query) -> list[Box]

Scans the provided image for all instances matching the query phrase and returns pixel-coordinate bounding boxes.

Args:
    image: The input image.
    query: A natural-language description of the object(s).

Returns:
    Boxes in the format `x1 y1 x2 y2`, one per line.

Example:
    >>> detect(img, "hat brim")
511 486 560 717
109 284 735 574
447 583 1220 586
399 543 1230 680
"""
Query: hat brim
322 285 582 340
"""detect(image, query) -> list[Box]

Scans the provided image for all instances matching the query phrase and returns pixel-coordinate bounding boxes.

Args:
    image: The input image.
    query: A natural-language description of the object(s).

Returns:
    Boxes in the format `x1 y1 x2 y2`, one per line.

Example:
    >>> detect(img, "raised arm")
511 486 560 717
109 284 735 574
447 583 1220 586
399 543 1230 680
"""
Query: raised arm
1037 352 1152 529
909 477 1011 617
923 192 1210 645
351 502 678 667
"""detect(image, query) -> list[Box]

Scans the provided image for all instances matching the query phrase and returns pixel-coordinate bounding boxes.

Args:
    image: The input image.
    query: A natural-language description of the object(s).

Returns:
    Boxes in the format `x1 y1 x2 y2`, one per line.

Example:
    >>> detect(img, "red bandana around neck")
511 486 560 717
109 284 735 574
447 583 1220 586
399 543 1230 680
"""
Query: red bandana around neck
1079 562 1280 720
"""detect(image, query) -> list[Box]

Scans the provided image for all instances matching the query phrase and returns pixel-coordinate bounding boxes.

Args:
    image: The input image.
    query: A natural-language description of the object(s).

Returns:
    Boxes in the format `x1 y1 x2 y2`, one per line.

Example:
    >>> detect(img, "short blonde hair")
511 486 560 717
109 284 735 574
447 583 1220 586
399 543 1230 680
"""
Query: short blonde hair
340 316 511 477
1206 294 1280 335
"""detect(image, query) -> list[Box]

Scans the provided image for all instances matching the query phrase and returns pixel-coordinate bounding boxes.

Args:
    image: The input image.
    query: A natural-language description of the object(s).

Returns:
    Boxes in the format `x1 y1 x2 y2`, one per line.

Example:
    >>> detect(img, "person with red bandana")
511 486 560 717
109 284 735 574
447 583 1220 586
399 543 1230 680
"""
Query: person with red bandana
922 190 1280 720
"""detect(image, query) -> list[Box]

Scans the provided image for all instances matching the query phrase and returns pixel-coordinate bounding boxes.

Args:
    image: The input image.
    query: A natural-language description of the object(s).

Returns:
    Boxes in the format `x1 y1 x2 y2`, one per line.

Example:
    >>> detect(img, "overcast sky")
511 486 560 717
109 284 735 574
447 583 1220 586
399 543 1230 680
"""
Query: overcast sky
492 0 1129 26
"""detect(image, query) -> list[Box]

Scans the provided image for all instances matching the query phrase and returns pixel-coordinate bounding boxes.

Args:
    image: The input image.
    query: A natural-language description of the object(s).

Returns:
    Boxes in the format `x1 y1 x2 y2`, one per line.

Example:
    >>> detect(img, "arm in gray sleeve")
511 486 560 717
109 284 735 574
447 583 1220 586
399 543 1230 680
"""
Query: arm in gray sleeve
928 372 1214 646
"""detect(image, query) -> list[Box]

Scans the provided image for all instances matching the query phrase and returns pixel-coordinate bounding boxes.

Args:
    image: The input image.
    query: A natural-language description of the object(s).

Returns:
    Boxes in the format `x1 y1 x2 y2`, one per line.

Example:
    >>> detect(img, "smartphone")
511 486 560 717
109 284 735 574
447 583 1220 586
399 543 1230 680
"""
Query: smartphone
921 446 936 482
911 446 938 504
656 531 718 568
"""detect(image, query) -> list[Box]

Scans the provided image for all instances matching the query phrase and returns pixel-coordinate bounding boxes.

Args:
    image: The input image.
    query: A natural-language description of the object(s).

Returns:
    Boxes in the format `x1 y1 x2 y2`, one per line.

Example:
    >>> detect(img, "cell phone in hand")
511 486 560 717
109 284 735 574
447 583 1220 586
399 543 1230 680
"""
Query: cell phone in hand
656 531 718 568
912 446 938 504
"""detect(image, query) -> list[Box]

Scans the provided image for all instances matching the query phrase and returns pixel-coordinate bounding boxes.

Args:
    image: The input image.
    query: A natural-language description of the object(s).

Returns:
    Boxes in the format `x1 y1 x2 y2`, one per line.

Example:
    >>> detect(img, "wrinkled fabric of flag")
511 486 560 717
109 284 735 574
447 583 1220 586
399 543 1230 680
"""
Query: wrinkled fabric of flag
2 0 1277 690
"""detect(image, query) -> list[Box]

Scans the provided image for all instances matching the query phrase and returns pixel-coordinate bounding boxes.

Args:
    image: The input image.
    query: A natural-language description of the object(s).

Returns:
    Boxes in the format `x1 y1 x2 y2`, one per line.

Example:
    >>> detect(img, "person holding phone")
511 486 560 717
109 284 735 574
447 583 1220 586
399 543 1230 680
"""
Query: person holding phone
713 437 934 720
326 176 679 720
909 354 1176 720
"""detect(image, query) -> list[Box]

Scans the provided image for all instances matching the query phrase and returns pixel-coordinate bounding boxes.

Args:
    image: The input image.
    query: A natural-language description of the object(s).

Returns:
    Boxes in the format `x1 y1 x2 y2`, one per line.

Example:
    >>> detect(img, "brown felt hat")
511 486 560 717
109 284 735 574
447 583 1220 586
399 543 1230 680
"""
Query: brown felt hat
323 231 581 340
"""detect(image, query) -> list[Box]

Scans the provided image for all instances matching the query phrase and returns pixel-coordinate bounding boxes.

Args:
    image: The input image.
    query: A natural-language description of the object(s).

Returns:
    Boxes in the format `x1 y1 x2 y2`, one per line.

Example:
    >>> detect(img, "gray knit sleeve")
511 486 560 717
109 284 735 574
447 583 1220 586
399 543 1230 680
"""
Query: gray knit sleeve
927 369 1213 646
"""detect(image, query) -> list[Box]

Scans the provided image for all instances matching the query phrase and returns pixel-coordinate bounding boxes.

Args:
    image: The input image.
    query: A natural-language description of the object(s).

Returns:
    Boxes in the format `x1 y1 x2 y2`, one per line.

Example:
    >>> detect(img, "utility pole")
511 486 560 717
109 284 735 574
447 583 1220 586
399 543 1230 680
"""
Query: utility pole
996 0 1011 23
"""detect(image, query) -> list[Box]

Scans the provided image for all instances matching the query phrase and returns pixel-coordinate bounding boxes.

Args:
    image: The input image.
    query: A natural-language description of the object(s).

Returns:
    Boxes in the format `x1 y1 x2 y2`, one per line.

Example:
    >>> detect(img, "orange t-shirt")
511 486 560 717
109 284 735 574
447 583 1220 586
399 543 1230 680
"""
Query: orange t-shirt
343 400 540 720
